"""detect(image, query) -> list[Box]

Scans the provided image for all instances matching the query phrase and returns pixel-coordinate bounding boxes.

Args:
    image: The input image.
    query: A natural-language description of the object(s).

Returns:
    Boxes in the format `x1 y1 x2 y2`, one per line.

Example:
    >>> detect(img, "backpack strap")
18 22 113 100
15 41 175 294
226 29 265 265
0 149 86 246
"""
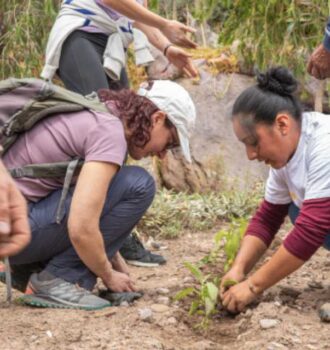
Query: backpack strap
56 158 81 224
8 160 84 178
8 159 83 224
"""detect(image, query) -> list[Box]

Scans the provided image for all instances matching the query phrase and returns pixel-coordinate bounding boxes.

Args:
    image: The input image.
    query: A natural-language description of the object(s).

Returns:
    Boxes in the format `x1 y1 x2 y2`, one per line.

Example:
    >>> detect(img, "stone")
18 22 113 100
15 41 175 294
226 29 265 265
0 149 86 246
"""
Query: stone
120 301 129 307
259 318 279 329
156 296 170 306
156 288 170 295
138 308 153 322
189 340 216 350
165 317 177 325
151 304 170 313
319 303 330 322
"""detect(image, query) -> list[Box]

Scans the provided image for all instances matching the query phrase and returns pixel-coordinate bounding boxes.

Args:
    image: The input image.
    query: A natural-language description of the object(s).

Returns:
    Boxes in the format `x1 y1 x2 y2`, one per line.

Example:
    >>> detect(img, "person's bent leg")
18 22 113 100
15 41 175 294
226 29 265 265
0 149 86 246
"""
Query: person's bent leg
43 166 155 290
58 31 129 95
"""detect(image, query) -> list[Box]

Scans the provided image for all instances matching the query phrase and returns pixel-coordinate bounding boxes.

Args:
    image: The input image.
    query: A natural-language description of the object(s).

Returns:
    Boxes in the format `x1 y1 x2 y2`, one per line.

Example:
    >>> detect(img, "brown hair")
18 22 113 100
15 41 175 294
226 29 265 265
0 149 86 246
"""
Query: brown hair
98 85 159 148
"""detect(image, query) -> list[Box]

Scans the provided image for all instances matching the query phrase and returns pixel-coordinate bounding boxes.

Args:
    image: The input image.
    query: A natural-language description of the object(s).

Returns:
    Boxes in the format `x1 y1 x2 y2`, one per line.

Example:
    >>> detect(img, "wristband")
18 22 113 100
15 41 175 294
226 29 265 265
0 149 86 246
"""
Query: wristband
163 43 173 57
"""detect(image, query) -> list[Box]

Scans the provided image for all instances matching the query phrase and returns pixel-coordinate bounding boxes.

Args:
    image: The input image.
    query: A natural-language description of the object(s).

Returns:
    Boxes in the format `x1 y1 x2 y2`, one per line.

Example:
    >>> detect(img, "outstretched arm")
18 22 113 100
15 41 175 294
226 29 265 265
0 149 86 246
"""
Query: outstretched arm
103 0 197 48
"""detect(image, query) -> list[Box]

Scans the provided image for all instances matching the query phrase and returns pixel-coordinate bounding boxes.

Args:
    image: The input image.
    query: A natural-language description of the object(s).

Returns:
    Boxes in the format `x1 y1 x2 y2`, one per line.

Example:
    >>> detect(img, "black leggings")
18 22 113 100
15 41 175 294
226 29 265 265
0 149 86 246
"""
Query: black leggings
58 30 129 95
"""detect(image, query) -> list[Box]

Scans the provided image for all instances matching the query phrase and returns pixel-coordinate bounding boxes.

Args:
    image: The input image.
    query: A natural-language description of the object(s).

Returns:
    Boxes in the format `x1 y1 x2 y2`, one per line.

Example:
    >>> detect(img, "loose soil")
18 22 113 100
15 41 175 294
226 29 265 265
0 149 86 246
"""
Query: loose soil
0 227 329 350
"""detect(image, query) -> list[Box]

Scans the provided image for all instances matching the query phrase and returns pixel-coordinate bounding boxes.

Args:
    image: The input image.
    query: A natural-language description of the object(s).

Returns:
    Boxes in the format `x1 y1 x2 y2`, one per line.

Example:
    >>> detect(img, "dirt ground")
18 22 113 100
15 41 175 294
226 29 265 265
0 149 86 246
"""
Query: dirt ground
0 227 329 350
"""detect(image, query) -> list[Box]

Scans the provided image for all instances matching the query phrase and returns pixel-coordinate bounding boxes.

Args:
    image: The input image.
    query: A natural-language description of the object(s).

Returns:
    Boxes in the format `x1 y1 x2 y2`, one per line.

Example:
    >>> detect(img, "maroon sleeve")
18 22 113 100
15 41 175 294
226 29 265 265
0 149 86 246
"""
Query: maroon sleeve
245 199 290 247
283 198 330 261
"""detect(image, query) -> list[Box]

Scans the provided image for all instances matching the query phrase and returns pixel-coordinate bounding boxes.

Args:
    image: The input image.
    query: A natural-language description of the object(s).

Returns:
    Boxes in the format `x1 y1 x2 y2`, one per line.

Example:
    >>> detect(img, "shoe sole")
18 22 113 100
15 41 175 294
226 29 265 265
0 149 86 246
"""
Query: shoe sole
19 294 111 311
125 260 165 267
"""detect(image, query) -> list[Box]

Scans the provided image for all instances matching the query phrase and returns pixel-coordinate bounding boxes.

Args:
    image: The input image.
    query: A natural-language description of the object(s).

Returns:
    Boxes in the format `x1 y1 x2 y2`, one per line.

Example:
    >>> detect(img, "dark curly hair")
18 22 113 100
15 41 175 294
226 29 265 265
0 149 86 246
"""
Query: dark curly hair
98 83 173 148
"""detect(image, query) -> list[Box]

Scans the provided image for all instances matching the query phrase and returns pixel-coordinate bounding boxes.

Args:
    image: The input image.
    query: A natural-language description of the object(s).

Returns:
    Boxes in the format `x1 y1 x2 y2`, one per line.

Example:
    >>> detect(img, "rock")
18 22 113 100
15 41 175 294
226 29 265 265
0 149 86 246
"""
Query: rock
189 340 217 350
259 318 280 329
156 288 170 295
46 330 53 338
156 296 170 306
165 317 177 325
138 308 153 322
151 304 170 313
120 301 129 307
319 303 330 322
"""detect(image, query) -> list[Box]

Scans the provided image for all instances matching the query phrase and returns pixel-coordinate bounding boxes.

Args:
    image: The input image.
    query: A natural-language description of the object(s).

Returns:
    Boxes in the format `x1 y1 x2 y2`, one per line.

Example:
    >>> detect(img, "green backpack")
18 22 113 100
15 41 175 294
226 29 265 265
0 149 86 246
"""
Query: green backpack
0 77 109 222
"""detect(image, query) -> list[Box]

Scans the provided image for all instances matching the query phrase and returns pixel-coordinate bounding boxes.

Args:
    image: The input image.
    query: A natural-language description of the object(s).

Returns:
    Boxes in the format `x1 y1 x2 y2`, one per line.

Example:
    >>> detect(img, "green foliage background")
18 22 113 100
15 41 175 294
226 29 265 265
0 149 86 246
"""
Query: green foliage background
0 0 329 79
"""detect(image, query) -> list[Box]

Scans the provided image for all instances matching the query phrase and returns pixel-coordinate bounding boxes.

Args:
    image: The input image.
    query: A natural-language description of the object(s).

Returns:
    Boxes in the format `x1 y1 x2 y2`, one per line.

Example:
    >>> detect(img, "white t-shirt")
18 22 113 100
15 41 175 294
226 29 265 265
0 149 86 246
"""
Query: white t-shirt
265 112 330 208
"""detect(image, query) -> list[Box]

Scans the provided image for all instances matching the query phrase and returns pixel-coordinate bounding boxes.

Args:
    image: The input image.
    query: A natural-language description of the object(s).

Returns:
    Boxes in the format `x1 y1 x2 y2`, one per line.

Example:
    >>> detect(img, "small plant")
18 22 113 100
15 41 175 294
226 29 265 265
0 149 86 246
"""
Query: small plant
175 262 219 329
175 218 248 327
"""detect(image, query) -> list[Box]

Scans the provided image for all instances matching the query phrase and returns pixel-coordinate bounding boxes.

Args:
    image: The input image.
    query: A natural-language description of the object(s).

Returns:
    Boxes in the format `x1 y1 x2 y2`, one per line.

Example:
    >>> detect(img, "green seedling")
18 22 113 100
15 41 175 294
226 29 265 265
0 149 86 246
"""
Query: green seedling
176 218 247 327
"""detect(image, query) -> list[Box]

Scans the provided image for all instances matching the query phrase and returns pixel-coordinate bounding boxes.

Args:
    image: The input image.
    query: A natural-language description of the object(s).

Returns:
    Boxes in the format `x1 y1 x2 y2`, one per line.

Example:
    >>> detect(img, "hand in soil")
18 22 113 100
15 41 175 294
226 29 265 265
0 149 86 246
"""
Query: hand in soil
221 279 256 313
219 266 245 298
103 270 136 293
111 252 130 276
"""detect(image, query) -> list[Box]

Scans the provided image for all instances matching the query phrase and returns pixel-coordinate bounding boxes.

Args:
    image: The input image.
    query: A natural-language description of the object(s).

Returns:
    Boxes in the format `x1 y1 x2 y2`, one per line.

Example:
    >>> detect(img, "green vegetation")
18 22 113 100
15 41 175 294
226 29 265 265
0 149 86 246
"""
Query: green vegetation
1 1 328 81
138 185 262 238
0 0 60 78
219 0 329 78
175 218 248 328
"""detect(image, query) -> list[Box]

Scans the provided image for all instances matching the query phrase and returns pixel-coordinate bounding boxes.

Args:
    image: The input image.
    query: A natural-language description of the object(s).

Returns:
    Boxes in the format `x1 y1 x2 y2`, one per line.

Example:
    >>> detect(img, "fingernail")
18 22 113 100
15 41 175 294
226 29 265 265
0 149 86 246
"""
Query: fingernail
0 221 10 234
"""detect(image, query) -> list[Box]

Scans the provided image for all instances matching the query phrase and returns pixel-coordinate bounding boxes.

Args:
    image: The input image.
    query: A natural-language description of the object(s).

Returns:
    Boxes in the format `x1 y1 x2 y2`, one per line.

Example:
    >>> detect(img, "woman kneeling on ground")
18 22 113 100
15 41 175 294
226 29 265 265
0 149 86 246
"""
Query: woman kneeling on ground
220 67 330 322
1 80 196 310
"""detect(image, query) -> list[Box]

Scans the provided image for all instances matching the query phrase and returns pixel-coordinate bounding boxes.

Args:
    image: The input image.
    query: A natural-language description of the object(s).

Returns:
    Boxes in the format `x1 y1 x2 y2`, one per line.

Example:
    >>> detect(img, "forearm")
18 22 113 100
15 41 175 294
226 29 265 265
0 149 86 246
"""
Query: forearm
134 22 170 52
103 0 167 29
250 244 304 293
231 235 268 275
69 228 112 280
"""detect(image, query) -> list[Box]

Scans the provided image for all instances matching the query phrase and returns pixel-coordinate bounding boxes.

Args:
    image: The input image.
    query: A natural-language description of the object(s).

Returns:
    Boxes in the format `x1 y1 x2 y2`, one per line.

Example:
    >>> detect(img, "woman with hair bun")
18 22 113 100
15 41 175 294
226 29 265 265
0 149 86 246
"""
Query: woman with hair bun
220 67 330 322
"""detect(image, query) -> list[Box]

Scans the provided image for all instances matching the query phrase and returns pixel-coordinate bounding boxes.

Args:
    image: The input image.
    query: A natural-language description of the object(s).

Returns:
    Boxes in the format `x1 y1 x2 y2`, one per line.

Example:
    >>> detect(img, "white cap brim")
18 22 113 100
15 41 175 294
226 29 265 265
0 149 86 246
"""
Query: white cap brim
177 129 192 163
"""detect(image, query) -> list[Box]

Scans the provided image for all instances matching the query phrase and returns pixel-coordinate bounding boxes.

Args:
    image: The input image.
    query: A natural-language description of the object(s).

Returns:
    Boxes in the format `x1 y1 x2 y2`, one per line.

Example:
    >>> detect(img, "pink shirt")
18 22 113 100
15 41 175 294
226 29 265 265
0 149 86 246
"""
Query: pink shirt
3 110 127 202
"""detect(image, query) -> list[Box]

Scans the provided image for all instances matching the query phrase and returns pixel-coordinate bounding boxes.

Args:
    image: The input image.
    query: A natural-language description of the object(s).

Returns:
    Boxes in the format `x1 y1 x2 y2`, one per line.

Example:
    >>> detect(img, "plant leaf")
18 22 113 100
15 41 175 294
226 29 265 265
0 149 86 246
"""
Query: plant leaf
184 262 203 283
174 287 196 301
206 282 218 302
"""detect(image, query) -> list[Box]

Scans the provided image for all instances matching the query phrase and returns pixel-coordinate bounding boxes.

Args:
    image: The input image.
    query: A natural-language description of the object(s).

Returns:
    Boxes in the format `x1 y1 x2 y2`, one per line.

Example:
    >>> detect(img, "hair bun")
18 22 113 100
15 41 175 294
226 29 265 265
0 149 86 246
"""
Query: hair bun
256 67 298 96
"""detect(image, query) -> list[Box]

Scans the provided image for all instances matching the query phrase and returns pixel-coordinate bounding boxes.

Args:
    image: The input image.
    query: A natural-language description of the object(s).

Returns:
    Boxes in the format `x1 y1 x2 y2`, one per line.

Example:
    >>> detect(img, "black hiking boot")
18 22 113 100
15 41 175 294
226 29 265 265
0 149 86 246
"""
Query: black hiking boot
120 234 166 267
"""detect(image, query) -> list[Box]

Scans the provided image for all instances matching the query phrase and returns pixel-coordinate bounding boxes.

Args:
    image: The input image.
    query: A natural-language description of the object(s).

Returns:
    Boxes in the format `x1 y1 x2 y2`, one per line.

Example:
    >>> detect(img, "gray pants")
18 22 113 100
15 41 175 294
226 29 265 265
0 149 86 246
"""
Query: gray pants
10 166 155 290
58 30 129 95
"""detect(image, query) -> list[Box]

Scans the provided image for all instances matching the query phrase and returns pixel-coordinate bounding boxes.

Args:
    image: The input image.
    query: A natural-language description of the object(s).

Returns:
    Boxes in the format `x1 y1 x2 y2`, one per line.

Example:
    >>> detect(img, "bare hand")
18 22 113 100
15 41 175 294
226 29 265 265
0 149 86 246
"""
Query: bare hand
307 44 330 80
0 163 31 258
165 46 198 78
111 252 130 276
161 20 197 49
221 279 256 313
103 269 136 293
219 266 245 299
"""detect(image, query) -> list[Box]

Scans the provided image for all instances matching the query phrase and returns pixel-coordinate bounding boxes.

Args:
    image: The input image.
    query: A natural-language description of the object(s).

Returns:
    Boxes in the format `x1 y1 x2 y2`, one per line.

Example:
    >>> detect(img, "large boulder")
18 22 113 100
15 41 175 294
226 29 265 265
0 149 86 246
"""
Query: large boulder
141 66 269 193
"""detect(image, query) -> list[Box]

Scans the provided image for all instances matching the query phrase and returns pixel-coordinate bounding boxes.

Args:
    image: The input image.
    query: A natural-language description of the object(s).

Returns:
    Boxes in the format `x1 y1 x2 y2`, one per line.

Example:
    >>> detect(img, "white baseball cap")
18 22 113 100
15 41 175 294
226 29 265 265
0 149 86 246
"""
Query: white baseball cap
137 80 196 163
